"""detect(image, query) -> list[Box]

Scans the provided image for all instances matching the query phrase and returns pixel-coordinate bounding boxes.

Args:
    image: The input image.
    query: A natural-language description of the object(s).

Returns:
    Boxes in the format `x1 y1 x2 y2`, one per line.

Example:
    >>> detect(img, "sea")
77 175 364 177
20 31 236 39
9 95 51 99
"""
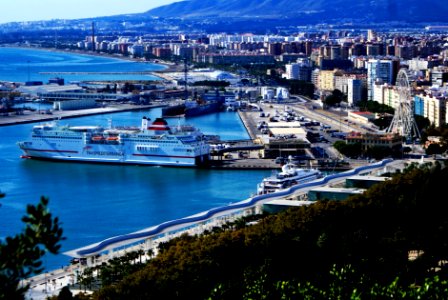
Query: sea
0 48 272 271
0 47 164 83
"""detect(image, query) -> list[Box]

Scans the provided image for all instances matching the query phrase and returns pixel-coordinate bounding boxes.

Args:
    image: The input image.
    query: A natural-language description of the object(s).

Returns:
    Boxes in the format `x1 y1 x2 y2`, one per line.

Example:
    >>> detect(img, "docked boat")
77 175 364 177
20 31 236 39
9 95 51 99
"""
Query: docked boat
17 117 211 167
162 99 224 118
161 103 186 117
257 162 322 194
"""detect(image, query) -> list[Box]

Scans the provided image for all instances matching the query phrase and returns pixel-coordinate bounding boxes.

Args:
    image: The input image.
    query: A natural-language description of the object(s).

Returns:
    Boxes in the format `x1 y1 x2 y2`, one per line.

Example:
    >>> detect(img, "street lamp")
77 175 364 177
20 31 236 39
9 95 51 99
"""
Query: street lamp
27 60 30 82
339 106 342 132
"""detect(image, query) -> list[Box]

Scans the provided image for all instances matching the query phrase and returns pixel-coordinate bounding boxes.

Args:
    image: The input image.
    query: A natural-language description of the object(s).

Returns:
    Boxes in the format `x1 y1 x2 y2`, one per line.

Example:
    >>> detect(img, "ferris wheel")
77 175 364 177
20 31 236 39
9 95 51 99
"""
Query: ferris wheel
386 68 421 141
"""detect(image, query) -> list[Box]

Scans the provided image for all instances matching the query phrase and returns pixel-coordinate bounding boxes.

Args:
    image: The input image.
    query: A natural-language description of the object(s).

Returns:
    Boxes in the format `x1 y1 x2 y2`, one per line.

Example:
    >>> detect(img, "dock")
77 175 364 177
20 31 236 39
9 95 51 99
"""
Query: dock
0 103 166 127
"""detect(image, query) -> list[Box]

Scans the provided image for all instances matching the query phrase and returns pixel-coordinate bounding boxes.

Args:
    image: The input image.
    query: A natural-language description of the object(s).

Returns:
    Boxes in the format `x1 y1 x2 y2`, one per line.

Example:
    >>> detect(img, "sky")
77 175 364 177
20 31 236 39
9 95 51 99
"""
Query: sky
0 0 181 23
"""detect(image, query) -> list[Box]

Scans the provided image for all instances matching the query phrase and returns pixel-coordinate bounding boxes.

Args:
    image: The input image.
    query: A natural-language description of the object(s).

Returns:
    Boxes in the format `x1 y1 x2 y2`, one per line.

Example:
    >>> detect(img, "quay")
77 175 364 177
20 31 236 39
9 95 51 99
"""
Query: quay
0 103 167 127
23 158 410 299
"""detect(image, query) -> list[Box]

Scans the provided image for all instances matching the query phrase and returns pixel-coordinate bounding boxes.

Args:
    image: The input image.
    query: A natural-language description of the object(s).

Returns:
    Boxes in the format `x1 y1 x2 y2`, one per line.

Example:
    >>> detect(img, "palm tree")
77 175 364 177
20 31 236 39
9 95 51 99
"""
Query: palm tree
137 249 145 264
79 267 94 292
147 248 154 259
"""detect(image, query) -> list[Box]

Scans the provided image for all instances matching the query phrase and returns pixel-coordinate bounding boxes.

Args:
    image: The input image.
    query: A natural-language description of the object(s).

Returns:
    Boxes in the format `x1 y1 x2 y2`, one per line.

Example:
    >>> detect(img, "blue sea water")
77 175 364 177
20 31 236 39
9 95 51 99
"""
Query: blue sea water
0 47 164 83
0 108 272 270
0 109 271 270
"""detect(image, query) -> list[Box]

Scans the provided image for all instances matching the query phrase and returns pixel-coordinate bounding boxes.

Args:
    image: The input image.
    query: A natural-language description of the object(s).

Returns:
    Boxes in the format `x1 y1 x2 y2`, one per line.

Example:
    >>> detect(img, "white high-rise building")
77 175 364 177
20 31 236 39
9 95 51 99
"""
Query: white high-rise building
285 58 311 81
285 63 300 80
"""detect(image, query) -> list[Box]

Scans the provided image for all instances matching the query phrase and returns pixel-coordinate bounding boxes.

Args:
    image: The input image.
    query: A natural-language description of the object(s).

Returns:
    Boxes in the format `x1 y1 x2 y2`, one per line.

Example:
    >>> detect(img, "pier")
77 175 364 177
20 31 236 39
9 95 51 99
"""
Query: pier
0 103 167 127
23 158 407 299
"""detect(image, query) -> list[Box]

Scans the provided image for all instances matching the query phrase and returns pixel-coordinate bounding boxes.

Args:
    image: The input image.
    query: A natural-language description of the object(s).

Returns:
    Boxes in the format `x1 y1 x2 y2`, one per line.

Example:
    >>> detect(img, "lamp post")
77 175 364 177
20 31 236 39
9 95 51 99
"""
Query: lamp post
27 60 30 82
339 106 342 132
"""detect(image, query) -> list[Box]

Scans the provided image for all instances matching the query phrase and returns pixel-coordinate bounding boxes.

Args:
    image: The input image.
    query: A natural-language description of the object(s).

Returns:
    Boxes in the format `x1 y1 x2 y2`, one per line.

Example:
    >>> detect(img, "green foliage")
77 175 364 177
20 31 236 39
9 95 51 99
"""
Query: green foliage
0 196 65 299
415 114 431 134
57 286 73 300
358 100 394 114
422 123 448 150
93 163 448 300
426 143 445 155
323 89 344 107
365 145 392 160
287 80 315 98
372 115 392 130
333 141 363 158
334 140 399 160
242 265 448 300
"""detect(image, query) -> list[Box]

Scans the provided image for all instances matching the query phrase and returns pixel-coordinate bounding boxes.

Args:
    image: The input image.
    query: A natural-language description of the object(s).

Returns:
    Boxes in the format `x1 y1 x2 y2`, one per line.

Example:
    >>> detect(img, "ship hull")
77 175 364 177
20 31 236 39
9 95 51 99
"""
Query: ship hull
18 117 212 168
162 101 223 118
161 104 186 117
20 141 210 167
185 101 223 118
22 152 210 167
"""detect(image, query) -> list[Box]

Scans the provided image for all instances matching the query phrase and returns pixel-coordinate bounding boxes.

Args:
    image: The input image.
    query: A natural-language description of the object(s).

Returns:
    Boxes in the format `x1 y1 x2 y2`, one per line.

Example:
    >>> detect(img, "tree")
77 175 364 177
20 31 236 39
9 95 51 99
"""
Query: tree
426 143 444 155
365 145 392 160
79 267 94 292
333 141 363 158
323 89 344 107
0 196 64 299
57 286 73 300
288 80 315 98
415 115 431 134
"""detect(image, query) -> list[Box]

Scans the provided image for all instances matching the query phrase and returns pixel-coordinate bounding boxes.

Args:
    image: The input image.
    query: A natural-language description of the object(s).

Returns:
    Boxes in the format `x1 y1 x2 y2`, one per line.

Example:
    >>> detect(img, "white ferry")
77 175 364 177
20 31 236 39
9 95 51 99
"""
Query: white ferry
17 117 211 167
257 162 322 194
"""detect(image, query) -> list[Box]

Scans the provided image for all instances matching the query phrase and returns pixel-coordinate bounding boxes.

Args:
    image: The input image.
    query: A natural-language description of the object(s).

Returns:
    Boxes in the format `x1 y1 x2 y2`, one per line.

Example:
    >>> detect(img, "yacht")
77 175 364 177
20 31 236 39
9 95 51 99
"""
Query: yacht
257 161 322 194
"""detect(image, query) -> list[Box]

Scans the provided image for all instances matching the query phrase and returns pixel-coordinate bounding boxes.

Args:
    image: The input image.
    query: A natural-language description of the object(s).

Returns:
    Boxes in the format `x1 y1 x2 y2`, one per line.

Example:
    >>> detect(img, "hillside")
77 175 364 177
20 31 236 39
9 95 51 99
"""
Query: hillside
146 0 448 23
93 161 448 299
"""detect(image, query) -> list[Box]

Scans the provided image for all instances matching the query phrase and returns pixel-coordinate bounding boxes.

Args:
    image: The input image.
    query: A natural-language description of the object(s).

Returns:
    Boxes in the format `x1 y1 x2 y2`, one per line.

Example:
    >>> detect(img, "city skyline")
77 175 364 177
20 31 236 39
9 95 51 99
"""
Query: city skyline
0 0 180 24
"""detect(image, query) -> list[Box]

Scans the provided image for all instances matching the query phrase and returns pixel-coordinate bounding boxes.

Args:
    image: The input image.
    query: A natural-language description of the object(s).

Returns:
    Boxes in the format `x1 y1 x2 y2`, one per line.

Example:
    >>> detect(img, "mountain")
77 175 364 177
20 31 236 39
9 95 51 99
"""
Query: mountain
146 0 448 23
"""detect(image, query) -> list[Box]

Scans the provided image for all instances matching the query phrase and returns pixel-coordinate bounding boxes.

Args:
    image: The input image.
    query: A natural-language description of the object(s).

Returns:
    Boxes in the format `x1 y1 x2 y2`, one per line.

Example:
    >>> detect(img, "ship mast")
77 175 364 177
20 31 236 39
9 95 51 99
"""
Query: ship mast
184 58 188 100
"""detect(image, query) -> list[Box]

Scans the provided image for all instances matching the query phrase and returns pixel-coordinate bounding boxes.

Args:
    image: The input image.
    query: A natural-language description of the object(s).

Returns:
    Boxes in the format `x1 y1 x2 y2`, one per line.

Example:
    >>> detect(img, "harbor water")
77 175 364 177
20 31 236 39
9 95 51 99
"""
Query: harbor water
0 47 272 271
0 108 272 271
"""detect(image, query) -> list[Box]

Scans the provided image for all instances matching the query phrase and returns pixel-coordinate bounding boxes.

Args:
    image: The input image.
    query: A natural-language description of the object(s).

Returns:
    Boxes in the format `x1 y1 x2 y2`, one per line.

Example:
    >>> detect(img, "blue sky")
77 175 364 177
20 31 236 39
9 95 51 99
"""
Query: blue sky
0 0 180 23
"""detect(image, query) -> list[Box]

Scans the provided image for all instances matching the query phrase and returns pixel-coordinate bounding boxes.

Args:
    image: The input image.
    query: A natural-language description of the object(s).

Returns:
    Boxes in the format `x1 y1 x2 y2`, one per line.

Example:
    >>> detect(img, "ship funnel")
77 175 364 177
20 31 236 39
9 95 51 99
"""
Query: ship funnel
148 118 170 134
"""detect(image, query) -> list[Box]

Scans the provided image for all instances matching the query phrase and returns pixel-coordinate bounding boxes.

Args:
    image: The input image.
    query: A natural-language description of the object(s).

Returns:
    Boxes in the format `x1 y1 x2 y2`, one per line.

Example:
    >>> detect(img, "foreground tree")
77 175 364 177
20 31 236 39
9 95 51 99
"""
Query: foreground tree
0 195 64 299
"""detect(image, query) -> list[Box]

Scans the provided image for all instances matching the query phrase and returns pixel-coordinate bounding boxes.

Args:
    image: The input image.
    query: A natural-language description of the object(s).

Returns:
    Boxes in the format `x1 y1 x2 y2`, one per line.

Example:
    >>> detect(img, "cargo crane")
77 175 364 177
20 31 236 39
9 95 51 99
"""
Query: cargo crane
183 58 188 100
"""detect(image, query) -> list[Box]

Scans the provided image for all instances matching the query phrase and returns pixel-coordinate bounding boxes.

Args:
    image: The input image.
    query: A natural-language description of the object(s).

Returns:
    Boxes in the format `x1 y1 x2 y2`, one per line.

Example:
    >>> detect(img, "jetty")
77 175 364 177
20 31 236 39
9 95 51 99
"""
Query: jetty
0 103 167 127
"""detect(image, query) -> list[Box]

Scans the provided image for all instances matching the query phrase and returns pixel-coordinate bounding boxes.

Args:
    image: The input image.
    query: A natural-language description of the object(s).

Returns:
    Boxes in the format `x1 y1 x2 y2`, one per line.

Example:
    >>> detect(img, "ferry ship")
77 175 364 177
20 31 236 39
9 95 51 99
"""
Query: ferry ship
257 161 322 194
17 117 211 167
